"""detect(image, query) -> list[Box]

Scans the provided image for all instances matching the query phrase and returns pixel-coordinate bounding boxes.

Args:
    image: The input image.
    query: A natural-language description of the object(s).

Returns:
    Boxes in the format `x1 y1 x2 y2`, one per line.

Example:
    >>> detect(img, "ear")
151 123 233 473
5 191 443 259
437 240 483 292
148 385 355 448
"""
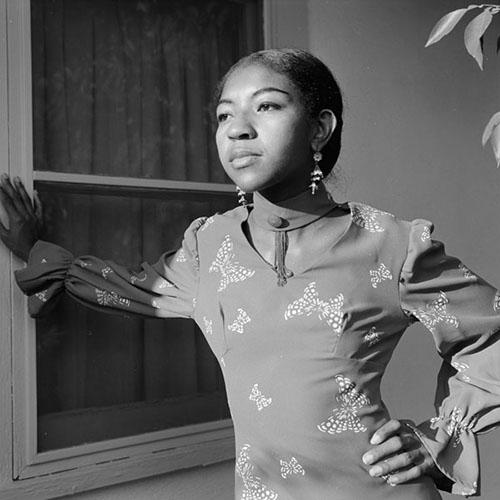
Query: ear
310 109 337 152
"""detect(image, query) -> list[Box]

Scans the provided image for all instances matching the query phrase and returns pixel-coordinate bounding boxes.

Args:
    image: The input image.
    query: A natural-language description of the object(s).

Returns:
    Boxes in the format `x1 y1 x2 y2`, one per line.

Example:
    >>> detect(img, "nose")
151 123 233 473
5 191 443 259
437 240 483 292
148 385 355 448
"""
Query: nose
227 113 256 140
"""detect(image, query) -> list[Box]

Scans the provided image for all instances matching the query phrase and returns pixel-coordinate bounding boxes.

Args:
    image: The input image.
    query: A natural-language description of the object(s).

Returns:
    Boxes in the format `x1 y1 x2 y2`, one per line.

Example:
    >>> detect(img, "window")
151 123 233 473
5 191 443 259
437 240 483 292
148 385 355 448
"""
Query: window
31 0 263 452
0 0 265 496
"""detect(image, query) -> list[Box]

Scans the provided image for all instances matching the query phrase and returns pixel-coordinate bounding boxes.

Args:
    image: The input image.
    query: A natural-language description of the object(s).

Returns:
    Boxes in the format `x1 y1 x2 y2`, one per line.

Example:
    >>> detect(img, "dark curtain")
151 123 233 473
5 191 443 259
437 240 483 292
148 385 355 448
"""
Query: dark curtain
31 0 261 450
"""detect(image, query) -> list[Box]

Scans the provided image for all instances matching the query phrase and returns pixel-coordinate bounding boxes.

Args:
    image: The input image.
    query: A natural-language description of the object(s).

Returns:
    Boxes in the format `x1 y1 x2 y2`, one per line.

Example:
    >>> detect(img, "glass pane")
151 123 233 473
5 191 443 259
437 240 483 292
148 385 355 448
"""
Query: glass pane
31 0 262 182
35 186 237 451
30 0 263 452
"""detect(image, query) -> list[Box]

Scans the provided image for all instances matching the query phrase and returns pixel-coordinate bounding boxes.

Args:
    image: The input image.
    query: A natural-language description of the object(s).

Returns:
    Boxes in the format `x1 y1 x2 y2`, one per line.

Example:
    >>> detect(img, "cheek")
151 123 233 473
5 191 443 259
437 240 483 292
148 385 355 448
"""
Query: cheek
272 124 311 163
214 132 234 178
215 129 226 161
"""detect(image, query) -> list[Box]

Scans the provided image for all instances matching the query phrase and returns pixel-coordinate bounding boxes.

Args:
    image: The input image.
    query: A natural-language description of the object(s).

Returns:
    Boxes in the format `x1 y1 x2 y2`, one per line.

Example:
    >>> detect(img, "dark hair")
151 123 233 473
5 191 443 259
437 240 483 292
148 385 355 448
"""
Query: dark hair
215 48 343 176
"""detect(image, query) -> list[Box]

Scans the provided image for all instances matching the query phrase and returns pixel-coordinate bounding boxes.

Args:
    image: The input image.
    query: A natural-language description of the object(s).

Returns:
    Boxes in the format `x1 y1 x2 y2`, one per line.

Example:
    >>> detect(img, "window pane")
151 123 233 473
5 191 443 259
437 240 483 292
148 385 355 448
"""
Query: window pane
35 187 236 451
30 0 262 452
31 0 262 182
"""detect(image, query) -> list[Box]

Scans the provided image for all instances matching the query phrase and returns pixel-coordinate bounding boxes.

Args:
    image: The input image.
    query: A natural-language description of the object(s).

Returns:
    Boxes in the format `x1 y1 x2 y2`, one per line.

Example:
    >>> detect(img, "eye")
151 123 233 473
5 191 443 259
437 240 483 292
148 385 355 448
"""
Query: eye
217 112 232 123
257 102 281 112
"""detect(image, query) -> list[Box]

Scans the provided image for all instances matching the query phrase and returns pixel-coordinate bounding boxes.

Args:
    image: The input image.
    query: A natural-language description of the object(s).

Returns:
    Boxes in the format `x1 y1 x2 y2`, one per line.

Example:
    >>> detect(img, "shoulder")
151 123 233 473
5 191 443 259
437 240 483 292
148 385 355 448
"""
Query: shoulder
350 201 399 232
349 201 434 255
350 201 431 234
200 205 246 232
186 205 247 248
183 205 244 234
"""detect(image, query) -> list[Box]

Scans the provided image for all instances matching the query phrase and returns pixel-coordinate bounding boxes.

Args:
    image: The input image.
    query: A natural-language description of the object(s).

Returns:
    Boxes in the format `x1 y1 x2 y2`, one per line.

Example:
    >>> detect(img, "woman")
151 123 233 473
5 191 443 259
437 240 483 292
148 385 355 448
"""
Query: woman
1 49 499 499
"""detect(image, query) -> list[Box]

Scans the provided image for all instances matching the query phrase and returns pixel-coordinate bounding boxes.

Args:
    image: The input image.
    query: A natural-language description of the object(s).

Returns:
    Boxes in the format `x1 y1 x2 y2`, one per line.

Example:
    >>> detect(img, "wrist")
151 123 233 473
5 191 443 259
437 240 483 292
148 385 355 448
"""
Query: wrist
16 238 38 262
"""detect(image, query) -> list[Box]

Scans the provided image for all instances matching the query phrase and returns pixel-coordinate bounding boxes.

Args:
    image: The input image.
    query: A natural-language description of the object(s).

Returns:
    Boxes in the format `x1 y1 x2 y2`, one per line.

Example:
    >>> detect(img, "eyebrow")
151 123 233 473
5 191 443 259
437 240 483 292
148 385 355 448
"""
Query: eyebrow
217 87 291 106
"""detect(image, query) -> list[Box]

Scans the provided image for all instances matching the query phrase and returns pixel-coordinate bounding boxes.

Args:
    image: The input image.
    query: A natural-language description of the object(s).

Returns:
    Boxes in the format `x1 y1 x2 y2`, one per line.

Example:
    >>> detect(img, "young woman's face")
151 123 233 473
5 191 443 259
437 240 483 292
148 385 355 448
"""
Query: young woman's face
215 64 315 200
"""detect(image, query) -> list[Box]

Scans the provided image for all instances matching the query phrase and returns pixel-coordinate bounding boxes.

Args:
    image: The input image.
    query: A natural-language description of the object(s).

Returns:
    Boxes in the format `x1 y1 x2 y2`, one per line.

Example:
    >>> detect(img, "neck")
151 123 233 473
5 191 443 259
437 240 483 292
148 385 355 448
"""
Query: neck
257 186 309 205
257 176 311 203
250 181 338 232
245 181 348 287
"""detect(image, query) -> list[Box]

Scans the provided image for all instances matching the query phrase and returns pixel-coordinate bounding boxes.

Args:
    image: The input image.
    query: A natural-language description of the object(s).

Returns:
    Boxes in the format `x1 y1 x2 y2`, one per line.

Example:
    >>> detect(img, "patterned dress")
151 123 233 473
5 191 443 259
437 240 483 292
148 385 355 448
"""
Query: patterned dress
15 183 500 499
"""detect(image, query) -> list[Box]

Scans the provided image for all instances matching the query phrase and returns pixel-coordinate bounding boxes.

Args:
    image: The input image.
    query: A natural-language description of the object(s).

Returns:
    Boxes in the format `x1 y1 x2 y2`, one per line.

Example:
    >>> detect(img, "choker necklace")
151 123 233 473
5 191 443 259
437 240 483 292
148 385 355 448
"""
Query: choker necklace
247 182 346 286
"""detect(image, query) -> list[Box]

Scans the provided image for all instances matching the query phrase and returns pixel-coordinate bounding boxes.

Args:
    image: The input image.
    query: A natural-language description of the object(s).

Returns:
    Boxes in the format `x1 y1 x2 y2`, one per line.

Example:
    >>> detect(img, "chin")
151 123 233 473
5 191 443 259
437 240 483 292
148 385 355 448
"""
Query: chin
238 179 275 195
228 172 271 194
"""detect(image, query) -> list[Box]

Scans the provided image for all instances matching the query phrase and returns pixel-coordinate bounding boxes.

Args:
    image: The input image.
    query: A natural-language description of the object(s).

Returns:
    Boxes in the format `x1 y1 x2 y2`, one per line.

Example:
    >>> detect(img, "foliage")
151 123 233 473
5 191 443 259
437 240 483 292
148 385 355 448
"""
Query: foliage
425 4 500 166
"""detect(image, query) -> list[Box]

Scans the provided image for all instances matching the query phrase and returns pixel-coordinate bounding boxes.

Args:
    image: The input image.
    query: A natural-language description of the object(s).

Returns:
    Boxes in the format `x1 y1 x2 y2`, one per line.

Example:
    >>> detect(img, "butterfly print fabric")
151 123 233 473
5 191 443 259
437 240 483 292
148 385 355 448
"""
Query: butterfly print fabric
317 375 370 434
494 291 500 312
130 272 147 284
430 407 474 448
209 235 255 291
15 193 500 499
280 457 305 479
203 316 213 336
35 289 48 302
200 215 215 231
236 445 279 500
95 289 130 308
228 308 251 334
101 266 113 279
351 204 392 233
458 263 475 280
369 263 393 288
411 291 459 334
420 226 431 242
284 282 345 334
175 248 187 263
249 384 272 411
364 326 381 346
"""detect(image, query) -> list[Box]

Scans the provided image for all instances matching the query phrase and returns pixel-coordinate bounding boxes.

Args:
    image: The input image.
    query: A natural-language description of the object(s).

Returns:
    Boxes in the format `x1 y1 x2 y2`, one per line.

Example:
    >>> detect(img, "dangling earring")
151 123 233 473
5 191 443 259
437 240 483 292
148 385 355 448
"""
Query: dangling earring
310 151 324 195
236 186 247 206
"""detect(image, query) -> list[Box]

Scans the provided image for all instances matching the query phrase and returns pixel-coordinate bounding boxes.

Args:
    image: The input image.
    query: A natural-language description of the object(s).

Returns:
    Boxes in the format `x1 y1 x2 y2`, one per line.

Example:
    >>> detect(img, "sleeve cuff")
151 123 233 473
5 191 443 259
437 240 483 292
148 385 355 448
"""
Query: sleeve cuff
14 240 73 317
411 417 479 497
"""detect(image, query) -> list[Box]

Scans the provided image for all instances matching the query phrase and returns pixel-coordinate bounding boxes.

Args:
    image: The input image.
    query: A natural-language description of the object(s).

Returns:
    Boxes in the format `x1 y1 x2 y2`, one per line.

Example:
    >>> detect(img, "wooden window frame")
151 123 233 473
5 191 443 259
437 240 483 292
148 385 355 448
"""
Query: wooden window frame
0 0 284 497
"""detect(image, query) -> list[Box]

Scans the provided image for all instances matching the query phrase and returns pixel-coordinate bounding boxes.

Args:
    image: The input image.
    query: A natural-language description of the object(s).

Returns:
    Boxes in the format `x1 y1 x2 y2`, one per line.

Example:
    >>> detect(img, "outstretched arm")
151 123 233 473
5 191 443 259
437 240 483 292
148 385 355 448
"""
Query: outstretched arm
0 175 204 320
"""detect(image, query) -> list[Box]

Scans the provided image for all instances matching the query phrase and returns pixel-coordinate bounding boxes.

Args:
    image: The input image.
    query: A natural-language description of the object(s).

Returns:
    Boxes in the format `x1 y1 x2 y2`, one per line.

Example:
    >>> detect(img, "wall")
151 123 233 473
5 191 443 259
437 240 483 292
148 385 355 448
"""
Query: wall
66 0 500 498
307 0 500 499
60 461 234 500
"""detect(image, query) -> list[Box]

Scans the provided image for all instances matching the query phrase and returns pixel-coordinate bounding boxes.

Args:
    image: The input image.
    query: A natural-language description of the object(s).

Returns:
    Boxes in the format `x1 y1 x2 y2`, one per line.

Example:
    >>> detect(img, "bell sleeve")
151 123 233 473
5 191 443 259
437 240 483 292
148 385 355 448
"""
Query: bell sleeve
14 217 207 319
399 219 500 497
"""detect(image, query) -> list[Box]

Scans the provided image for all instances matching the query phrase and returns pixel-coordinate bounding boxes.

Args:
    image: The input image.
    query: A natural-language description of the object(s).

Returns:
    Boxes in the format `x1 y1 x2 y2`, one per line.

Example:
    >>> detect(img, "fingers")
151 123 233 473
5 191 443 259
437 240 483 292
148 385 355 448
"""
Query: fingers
14 177 35 216
33 191 43 221
0 203 12 244
384 464 425 486
363 419 436 486
0 175 25 215
0 187 17 217
369 419 403 445
363 432 419 467
381 454 436 486
367 448 422 477
0 175 40 224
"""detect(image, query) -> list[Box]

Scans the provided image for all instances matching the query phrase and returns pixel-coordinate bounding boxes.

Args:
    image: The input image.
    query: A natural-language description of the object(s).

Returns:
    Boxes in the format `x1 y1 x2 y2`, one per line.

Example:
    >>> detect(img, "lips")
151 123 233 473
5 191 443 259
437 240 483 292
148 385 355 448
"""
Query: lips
228 149 262 169
229 149 262 162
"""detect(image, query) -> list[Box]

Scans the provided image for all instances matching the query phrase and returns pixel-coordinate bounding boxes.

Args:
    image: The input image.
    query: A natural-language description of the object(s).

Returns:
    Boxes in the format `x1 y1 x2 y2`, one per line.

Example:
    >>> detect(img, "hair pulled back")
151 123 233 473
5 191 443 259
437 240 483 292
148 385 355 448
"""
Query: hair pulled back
215 48 343 176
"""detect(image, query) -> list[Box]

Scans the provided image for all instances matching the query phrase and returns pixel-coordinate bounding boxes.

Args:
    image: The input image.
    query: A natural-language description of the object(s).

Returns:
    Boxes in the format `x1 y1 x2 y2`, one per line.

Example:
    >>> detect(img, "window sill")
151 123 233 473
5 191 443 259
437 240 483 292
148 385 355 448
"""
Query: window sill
0 430 235 499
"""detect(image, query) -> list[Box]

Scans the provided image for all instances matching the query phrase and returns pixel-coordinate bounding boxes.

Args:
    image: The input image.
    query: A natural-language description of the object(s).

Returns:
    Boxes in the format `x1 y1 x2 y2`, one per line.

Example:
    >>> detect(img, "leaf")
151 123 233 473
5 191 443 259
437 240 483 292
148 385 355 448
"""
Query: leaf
482 112 500 166
491 125 500 167
464 10 493 69
482 112 500 145
426 8 470 47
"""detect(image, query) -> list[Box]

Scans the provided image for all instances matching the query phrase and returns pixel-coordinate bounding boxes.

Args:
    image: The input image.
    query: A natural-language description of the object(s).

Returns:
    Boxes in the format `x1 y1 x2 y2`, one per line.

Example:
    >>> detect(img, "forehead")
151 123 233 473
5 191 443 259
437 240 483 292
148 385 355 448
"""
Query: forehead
220 63 298 101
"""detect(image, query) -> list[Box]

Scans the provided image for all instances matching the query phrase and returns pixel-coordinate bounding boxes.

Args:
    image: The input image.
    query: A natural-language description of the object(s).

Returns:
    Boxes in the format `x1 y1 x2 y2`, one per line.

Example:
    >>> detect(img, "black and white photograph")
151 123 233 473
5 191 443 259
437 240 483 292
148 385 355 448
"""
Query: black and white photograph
0 1 499 499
